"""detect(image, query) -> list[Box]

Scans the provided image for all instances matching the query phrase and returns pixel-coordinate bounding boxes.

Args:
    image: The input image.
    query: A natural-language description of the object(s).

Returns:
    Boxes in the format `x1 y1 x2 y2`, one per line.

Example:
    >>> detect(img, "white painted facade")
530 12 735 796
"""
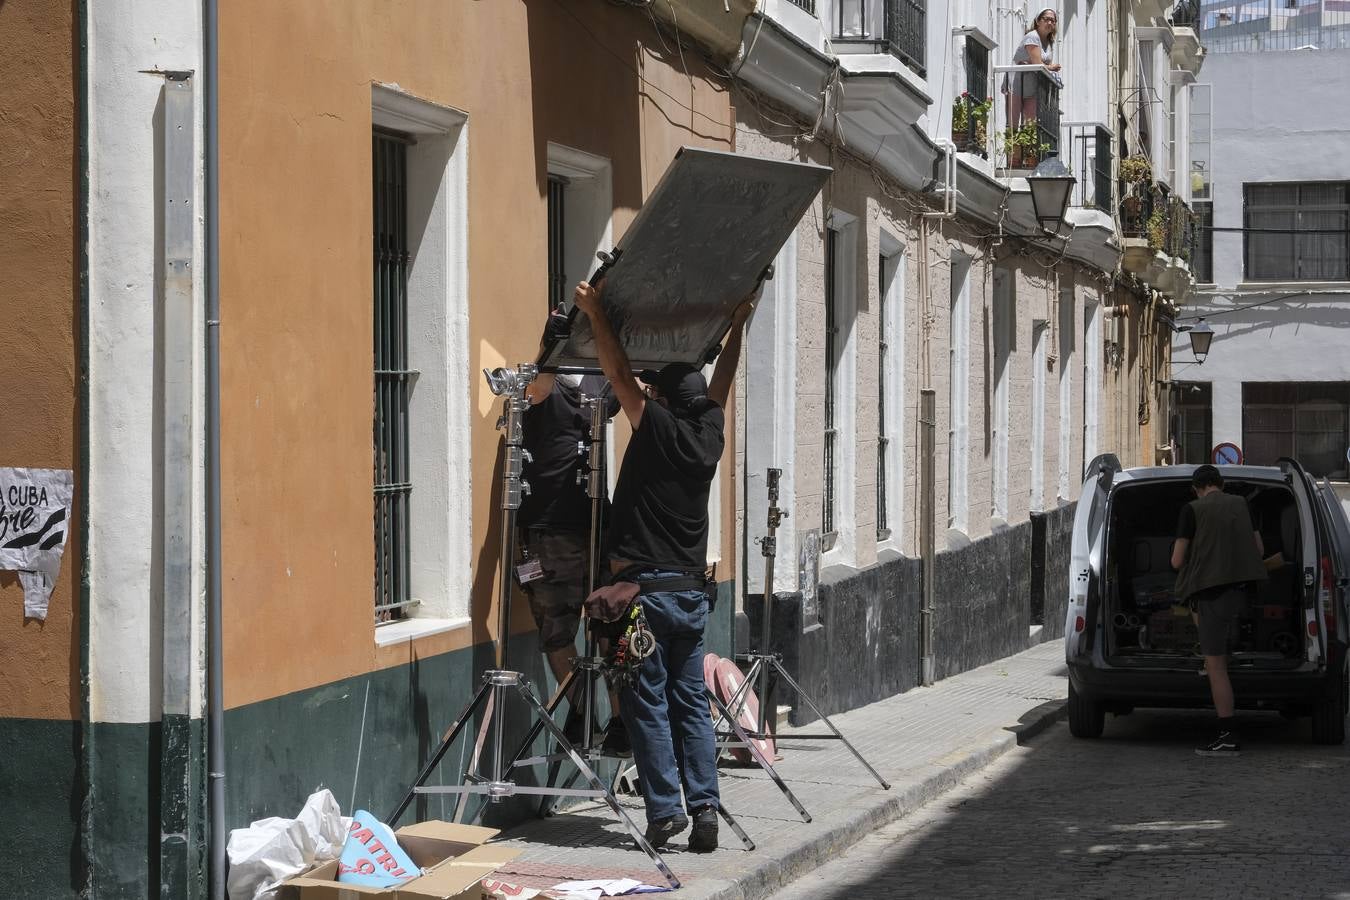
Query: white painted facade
87 2 207 724
730 0 1202 609
1172 48 1350 463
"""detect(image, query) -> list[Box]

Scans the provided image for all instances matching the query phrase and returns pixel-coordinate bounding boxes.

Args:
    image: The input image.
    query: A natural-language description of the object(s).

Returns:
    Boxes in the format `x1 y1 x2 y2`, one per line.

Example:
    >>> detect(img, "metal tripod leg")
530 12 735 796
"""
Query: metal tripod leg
718 805 756 850
711 657 763 736
706 688 811 823
387 679 493 824
452 689 499 824
770 660 891 790
513 681 681 889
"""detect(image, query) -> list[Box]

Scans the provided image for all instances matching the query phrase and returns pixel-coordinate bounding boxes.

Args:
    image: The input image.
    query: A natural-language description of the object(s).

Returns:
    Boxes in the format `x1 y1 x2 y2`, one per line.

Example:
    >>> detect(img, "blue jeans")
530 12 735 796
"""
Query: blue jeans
619 572 719 824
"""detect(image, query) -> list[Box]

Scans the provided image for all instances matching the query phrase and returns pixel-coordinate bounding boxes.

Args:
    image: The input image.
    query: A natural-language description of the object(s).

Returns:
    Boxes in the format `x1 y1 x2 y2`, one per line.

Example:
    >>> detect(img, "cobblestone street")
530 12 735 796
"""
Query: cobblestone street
771 710 1350 900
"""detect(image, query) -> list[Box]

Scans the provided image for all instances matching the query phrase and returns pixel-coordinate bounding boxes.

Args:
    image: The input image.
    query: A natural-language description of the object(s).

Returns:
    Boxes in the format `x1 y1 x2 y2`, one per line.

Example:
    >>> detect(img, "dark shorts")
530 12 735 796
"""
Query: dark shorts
516 528 588 652
1191 583 1252 657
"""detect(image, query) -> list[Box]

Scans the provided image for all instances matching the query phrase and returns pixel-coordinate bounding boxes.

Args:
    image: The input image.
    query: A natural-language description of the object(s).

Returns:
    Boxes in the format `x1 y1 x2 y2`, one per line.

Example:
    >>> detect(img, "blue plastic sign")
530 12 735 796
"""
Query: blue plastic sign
336 811 419 887
1212 442 1242 465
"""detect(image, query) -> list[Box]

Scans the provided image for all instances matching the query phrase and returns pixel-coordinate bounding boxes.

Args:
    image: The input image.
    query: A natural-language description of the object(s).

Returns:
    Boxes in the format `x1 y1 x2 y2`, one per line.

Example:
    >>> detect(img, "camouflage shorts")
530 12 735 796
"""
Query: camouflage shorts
516 528 589 652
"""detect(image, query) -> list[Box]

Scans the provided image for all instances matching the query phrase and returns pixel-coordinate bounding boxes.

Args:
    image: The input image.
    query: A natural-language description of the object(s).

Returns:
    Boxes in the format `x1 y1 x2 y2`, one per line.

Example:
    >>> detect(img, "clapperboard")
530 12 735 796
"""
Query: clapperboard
0 467 74 620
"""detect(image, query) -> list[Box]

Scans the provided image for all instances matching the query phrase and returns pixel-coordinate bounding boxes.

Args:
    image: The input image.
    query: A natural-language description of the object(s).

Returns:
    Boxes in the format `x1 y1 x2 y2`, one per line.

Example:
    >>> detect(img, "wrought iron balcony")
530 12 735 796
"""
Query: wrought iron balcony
1062 122 1113 213
786 0 816 13
1170 0 1199 28
833 0 927 76
991 65 1060 171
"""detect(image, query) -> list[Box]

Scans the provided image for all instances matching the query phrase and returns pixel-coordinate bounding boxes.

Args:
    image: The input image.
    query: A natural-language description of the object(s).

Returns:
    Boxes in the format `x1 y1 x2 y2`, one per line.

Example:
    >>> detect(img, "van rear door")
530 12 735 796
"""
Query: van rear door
1314 479 1350 649
1065 454 1121 662
1278 458 1327 665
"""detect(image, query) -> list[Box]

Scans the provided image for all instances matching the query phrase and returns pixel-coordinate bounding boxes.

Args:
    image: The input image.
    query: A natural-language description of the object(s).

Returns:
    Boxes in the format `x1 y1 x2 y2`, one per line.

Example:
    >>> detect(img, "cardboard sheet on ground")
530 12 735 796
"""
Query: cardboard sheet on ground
539 147 830 373
0 467 74 620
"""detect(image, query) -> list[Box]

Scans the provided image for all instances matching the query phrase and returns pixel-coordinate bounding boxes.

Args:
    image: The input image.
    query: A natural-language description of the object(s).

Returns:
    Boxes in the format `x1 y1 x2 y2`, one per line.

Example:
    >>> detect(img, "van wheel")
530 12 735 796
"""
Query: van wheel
1311 665 1347 745
1068 682 1105 739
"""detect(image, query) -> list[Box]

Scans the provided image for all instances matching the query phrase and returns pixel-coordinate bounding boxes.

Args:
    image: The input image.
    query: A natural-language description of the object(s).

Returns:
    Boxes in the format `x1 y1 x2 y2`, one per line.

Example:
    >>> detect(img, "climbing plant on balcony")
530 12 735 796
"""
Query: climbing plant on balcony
951 92 993 156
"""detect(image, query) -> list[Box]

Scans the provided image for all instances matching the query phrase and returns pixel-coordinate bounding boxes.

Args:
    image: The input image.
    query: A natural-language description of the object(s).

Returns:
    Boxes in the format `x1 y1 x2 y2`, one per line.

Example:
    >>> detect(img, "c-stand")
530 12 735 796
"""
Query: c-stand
386 363 682 889
711 468 891 815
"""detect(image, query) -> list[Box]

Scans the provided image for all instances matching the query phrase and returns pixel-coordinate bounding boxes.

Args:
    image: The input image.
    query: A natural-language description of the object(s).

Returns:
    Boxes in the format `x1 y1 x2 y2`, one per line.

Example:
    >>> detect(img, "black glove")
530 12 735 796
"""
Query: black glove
544 303 572 344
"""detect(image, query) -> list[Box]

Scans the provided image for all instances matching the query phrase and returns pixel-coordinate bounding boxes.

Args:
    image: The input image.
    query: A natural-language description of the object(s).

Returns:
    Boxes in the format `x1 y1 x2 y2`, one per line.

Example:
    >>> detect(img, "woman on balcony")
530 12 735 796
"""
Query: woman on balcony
1003 7 1062 167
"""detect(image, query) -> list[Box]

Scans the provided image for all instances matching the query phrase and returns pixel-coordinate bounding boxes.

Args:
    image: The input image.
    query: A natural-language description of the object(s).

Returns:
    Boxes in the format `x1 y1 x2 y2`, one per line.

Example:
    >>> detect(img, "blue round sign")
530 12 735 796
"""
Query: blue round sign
1212 442 1242 465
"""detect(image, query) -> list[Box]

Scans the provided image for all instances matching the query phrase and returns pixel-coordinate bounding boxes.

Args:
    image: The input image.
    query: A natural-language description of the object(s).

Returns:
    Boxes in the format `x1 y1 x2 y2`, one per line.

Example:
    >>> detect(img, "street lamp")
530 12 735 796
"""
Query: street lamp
1027 151 1076 233
1187 317 1214 363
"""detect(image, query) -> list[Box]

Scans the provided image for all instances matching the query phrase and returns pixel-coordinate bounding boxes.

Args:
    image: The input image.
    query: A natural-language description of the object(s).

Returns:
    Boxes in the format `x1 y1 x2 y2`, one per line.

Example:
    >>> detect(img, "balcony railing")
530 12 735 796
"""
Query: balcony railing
885 0 926 75
991 65 1060 171
1062 122 1113 213
1170 0 1199 28
834 0 927 75
786 0 817 13
1166 195 1196 263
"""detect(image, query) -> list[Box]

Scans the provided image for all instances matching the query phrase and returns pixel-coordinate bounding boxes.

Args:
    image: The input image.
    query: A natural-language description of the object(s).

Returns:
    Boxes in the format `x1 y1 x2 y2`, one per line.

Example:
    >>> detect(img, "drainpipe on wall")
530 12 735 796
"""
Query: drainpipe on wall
916 142 956 688
204 0 227 894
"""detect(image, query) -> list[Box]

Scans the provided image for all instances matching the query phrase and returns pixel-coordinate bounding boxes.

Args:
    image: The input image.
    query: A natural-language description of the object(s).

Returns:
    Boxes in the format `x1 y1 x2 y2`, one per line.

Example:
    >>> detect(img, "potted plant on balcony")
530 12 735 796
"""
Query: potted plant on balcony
1000 120 1050 169
952 92 993 157
1118 154 1151 231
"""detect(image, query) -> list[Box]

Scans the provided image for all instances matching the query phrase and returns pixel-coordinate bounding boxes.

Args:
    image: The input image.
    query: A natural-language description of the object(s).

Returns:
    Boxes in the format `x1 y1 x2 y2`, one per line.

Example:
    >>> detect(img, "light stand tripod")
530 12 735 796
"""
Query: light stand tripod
387 363 682 889
503 391 754 849
712 468 891 812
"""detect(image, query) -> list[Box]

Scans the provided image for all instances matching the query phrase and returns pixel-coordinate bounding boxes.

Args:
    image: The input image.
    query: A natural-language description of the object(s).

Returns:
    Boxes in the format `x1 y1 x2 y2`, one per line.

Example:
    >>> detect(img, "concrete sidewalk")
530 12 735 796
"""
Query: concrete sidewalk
490 640 1069 900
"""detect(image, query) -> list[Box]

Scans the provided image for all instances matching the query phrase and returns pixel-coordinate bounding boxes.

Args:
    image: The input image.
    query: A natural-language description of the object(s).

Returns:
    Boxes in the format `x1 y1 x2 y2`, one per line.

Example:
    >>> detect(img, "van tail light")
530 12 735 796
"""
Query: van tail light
1308 620 1320 638
1075 616 1086 634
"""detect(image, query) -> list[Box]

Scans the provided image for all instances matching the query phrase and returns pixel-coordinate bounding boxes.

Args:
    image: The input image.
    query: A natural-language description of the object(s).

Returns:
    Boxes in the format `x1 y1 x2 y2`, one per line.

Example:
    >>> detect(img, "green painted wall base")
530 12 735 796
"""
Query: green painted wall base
1 585 736 899
0 717 82 898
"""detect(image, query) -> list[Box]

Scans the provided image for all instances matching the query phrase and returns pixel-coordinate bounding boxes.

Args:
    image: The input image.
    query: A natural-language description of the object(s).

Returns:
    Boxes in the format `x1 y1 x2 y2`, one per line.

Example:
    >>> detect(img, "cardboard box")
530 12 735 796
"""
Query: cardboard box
283 821 521 900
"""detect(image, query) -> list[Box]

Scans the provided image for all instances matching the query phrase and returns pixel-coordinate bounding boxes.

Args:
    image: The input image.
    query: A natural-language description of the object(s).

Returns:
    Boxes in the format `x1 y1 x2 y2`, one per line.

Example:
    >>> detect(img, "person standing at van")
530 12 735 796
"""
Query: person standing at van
1171 464 1268 757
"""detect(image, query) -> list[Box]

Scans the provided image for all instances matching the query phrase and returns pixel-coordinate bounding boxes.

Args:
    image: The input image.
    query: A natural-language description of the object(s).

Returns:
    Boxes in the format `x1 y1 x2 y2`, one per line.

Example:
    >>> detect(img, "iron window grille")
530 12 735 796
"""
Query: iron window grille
876 254 890 541
1173 382 1212 465
1243 382 1350 478
1193 200 1214 282
822 229 839 550
953 38 990 157
1244 182 1350 281
964 36 988 99
786 0 816 13
373 129 414 620
547 175 568 312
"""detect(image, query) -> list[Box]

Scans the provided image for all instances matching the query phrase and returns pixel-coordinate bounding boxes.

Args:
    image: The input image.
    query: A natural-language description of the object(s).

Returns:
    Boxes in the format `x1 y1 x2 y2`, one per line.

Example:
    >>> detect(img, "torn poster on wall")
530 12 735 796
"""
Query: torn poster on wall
0 468 74 620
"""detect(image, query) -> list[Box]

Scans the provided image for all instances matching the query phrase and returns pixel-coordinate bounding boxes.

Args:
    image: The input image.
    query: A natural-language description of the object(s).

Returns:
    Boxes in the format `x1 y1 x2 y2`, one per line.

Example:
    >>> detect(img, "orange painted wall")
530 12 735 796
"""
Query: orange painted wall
0 1 79 721
218 0 736 708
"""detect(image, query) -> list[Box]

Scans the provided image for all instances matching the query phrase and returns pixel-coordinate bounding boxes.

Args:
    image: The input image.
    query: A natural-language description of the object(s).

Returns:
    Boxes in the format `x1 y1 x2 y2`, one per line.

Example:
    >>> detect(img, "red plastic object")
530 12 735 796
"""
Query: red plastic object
712 657 776 765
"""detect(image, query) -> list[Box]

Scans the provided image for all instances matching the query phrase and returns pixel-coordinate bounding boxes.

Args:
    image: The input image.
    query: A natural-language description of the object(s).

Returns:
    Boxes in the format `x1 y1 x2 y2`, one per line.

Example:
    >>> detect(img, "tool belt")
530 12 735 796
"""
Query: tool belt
583 567 713 687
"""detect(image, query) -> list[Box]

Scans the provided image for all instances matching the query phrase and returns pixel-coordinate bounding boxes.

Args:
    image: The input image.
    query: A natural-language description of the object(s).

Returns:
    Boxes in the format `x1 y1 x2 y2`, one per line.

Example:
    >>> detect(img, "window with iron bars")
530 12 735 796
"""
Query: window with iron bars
373 129 414 620
1244 182 1350 281
547 175 567 312
876 253 890 541
1192 200 1214 282
822 229 839 550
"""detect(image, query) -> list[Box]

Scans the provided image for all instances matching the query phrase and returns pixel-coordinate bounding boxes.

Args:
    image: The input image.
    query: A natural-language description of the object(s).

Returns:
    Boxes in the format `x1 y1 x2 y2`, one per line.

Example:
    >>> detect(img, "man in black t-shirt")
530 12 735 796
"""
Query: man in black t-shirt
521 312 621 742
1172 464 1267 757
573 277 755 854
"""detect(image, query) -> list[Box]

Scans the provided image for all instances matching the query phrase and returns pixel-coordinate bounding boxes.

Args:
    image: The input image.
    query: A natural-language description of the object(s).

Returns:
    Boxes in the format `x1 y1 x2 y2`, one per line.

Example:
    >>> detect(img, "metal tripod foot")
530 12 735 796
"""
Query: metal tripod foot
389 670 681 890
707 688 812 822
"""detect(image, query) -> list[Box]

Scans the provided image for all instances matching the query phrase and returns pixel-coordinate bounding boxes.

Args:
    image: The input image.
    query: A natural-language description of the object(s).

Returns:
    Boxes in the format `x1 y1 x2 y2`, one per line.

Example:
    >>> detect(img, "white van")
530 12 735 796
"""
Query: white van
1064 456 1350 744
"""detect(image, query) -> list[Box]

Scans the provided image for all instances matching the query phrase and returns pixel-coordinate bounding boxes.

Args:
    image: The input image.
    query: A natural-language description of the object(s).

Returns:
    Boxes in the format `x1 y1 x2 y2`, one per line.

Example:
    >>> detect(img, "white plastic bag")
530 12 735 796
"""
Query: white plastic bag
226 788 349 900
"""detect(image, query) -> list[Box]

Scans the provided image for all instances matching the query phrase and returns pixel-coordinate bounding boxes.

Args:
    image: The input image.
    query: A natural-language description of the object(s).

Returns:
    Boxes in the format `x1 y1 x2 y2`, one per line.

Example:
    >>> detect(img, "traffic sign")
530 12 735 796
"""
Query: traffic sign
1212 442 1242 465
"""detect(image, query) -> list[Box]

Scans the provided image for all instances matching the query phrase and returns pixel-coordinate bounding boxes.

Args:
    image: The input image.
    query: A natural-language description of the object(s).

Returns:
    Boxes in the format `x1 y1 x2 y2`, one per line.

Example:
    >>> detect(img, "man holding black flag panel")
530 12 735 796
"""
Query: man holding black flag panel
573 277 755 854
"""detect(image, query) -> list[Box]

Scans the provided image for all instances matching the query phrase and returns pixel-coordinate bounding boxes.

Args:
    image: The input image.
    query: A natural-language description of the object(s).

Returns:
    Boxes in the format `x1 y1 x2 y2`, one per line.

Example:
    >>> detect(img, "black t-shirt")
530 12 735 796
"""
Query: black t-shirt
519 375 619 531
606 399 725 573
1175 496 1255 540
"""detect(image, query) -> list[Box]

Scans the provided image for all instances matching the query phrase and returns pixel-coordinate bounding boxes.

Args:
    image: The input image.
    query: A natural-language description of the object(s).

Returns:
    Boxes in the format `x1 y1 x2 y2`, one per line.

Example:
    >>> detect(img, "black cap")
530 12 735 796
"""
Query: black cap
640 363 708 413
